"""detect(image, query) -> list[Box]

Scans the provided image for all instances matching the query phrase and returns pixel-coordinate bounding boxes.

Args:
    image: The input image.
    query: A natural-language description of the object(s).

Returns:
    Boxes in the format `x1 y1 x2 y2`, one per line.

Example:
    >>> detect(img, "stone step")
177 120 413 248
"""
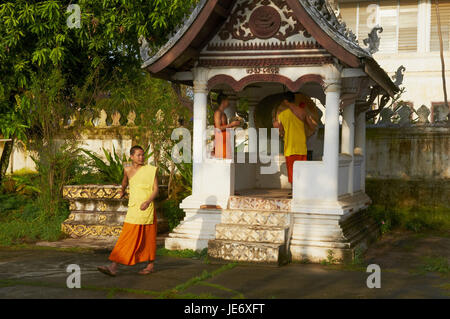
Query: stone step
290 238 352 249
344 220 381 248
290 226 345 242
65 211 126 225
68 200 128 213
61 222 123 238
291 216 379 243
215 224 288 244
208 239 288 265
221 210 290 227
341 213 379 240
63 185 128 200
229 196 291 212
293 217 341 227
340 210 373 229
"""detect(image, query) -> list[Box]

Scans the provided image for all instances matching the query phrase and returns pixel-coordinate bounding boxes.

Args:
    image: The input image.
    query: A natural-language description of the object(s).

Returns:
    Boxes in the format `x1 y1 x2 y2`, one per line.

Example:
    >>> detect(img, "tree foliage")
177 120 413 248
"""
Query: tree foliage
0 0 198 179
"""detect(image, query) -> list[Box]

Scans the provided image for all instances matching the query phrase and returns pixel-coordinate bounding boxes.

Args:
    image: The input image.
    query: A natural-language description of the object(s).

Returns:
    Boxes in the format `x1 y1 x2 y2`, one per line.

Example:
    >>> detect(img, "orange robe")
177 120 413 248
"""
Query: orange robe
215 129 231 159
108 215 157 266
286 155 307 184
109 165 158 266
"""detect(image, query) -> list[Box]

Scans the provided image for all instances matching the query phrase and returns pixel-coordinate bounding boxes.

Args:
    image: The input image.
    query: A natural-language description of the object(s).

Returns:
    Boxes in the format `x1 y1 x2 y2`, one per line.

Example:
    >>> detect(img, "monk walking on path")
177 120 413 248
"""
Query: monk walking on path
97 146 159 276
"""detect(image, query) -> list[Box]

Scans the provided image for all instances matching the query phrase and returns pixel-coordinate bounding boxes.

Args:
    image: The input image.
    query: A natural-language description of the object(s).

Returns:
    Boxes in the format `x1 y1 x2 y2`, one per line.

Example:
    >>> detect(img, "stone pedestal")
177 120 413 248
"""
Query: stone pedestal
62 185 168 239
165 208 222 251
289 192 380 263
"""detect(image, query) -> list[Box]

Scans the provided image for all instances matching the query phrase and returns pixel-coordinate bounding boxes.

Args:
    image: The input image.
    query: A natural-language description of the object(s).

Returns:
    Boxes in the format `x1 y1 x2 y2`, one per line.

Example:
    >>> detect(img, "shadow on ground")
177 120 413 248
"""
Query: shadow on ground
0 230 448 299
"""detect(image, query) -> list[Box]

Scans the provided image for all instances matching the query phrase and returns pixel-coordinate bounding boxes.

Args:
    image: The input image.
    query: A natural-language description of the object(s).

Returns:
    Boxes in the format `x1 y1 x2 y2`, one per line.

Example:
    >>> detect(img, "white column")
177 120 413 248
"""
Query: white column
192 68 209 196
355 111 366 192
323 78 342 202
342 103 355 194
225 97 238 158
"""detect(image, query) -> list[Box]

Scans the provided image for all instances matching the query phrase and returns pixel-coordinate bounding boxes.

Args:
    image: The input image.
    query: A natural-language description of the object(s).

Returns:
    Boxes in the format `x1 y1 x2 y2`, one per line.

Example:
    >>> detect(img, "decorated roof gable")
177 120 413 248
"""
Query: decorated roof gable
142 0 398 96
200 0 335 67
208 0 317 49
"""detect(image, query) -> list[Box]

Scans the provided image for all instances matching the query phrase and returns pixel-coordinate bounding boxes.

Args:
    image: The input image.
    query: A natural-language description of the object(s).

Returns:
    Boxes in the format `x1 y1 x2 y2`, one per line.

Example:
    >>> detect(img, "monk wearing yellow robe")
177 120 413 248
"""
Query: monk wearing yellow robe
97 146 159 276
273 92 318 186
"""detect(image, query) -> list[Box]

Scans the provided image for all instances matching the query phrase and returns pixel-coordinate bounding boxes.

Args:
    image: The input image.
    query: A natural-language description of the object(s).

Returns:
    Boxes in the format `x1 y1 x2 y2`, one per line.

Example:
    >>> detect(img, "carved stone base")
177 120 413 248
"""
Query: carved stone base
62 185 169 240
164 208 222 251
289 208 381 263
208 240 288 265
166 190 379 265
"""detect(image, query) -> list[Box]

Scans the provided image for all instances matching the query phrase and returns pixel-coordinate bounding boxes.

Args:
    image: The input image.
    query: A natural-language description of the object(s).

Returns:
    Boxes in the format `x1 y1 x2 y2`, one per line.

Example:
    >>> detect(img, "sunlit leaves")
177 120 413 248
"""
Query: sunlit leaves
0 0 199 145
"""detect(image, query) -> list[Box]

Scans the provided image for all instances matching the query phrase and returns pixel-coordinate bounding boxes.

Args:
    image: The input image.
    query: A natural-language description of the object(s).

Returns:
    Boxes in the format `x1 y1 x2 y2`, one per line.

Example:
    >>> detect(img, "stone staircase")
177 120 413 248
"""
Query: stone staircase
207 192 380 265
208 196 292 266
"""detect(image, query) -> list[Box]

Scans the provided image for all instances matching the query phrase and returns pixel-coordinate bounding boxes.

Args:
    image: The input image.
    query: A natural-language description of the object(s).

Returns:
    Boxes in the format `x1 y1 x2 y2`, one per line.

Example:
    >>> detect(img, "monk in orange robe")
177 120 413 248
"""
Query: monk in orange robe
97 146 159 276
214 94 241 159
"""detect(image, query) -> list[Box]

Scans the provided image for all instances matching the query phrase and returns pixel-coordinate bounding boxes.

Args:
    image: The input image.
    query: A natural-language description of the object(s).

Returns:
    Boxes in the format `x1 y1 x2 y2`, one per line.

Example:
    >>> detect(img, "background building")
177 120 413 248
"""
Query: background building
338 0 449 114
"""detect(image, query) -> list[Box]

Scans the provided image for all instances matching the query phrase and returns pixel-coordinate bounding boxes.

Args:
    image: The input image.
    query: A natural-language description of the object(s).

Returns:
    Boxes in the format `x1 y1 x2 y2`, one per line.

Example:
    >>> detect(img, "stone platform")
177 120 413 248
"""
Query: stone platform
167 189 380 265
62 185 168 239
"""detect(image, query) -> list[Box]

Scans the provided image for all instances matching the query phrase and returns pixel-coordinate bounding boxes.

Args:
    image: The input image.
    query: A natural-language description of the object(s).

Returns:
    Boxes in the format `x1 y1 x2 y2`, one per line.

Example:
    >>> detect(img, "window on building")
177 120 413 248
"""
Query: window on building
358 1 379 42
339 2 358 34
379 0 399 53
399 0 419 52
431 1 450 52
338 0 419 53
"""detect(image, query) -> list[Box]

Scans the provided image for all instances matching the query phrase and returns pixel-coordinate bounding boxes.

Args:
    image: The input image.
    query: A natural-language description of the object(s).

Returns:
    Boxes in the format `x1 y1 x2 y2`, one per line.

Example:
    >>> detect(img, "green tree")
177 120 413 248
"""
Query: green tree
0 0 197 180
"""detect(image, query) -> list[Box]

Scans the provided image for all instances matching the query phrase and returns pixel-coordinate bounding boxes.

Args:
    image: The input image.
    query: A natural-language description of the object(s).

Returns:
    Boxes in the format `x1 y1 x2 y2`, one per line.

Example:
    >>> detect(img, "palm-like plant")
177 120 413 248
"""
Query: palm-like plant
82 146 152 185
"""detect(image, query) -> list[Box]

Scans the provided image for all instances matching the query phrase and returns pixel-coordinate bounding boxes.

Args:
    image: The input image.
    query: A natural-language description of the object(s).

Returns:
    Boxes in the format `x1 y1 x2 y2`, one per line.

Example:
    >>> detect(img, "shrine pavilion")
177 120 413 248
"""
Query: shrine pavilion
142 0 399 264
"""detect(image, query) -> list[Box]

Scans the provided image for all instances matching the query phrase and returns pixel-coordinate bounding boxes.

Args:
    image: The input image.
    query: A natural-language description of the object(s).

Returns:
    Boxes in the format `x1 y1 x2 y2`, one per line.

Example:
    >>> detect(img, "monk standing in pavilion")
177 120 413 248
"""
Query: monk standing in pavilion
214 94 241 159
97 146 159 276
273 92 318 190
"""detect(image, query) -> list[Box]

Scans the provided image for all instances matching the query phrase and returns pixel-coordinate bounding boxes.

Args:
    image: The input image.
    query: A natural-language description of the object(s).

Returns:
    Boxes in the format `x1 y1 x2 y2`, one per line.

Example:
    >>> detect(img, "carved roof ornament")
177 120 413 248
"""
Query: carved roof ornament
363 26 383 55
138 36 153 62
307 0 358 45
248 6 282 39
392 65 406 87
218 0 311 42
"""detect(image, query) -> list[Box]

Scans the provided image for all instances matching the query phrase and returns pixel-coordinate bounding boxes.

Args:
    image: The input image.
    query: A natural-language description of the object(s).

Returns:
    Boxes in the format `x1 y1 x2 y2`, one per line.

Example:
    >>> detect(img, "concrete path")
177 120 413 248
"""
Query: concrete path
0 231 448 299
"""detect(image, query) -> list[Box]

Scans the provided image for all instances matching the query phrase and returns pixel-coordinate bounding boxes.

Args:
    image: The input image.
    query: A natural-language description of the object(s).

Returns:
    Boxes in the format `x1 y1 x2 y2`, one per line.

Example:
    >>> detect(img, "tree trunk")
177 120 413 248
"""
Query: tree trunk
435 0 449 120
0 139 14 183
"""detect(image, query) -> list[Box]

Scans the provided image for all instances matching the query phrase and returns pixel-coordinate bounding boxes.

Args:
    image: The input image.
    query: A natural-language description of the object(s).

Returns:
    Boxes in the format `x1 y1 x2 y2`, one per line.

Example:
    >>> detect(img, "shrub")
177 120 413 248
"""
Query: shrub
1 176 16 194
369 204 450 234
82 146 152 185
161 199 185 231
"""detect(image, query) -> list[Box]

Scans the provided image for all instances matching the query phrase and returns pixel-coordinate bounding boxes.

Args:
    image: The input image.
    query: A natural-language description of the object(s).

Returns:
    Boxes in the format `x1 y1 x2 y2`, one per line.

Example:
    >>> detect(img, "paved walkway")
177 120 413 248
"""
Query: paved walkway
0 231 448 299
